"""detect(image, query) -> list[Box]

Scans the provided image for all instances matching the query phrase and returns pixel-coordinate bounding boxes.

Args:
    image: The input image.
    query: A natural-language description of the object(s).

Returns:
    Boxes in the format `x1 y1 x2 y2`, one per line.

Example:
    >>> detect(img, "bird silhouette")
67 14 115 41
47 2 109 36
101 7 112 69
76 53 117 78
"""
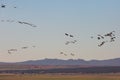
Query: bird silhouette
1 20 4 22
14 6 17 8
64 53 67 56
21 47 28 49
8 50 11 54
65 41 70 45
70 53 75 56
97 37 101 40
9 49 17 51
60 52 67 56
71 40 77 44
110 37 116 42
65 33 74 38
60 52 64 54
8 49 17 54
18 21 37 27
91 36 94 39
97 34 104 39
98 41 107 47
104 31 115 37
65 33 69 36
1 4 6 8
69 35 74 37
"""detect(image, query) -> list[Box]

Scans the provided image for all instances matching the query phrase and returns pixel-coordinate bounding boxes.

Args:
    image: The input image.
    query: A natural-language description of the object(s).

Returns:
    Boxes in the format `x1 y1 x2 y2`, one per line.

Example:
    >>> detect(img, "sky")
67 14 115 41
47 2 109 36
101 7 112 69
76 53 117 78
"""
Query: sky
0 0 120 62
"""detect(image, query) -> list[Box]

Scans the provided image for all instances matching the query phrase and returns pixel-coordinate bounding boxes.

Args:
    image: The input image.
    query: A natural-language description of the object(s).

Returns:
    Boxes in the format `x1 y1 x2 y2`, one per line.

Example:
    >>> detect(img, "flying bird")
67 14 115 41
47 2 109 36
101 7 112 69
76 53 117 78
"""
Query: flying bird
110 37 116 42
18 21 23 24
0 19 15 23
17 21 37 27
97 34 104 39
1 20 4 22
14 6 17 8
60 52 67 56
70 53 75 56
97 37 101 40
64 53 67 56
9 49 17 51
98 41 107 47
91 36 94 39
21 47 28 49
104 31 115 37
8 49 17 54
69 35 74 37
71 40 77 44
65 41 70 45
8 50 11 54
1 4 6 8
65 33 68 36
65 33 74 37
60 52 64 54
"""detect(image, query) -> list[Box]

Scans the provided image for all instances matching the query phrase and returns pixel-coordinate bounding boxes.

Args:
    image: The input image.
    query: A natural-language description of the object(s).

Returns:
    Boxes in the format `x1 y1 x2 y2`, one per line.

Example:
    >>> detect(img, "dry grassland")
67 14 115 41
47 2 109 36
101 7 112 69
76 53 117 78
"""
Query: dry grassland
0 73 120 80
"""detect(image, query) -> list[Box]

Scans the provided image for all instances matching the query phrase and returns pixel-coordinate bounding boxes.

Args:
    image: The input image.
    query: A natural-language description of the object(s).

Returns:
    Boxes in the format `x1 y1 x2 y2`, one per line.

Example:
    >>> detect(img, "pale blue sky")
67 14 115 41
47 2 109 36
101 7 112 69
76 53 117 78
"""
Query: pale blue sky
0 0 120 62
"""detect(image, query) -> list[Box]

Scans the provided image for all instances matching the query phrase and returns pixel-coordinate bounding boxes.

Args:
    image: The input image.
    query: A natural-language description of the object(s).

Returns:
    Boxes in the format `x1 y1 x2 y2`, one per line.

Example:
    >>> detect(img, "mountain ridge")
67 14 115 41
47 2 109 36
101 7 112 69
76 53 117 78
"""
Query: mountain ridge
1 58 120 66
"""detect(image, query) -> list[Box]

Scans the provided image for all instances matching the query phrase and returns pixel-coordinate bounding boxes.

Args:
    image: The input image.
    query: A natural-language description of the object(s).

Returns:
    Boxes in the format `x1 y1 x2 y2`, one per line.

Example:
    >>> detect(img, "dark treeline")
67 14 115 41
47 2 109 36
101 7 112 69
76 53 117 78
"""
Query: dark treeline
0 66 120 74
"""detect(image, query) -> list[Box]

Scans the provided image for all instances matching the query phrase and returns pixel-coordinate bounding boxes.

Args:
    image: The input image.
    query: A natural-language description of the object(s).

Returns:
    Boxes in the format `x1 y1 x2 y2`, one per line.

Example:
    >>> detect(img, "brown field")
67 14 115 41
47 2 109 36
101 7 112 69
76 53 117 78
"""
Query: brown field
0 73 120 80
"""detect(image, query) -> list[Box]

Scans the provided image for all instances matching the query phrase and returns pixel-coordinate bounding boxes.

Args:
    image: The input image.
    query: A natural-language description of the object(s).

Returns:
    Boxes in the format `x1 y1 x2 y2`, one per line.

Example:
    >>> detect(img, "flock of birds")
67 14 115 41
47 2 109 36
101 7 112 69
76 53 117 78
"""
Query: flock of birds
0 20 37 54
1 22 116 55
60 52 75 56
60 33 78 57
60 31 116 57
0 1 118 58
0 1 37 27
65 33 77 45
0 1 38 54
8 46 36 54
0 19 37 28
91 31 116 47
4 29 117 56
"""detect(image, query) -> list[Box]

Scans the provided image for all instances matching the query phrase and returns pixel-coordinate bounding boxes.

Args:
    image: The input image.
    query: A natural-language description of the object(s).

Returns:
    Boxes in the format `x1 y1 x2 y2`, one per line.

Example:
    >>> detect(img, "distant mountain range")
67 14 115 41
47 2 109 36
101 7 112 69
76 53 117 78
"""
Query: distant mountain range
1 58 120 66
